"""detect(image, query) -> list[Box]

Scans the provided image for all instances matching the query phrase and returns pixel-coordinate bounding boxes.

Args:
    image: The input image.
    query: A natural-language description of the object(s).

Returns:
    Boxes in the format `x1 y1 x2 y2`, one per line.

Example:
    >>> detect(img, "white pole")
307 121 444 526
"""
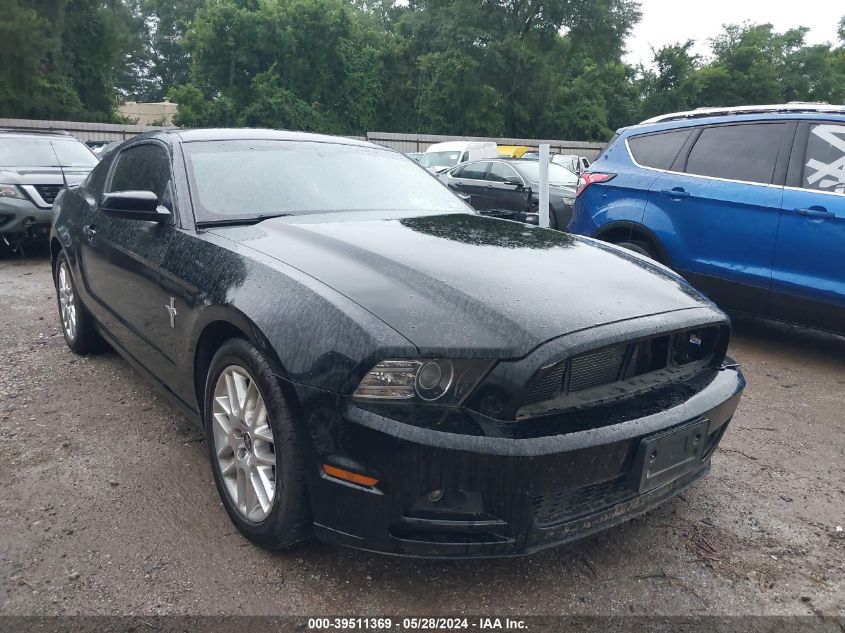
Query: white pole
538 143 550 228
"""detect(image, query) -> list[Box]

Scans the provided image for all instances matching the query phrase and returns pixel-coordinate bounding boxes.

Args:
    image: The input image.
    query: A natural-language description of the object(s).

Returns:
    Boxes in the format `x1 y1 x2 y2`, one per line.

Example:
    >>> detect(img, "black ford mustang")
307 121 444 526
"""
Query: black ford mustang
50 129 745 558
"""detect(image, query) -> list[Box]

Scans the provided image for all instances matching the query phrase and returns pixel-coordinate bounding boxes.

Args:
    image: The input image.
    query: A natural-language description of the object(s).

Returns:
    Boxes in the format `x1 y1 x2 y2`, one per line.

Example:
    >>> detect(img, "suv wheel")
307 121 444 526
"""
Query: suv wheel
616 240 658 261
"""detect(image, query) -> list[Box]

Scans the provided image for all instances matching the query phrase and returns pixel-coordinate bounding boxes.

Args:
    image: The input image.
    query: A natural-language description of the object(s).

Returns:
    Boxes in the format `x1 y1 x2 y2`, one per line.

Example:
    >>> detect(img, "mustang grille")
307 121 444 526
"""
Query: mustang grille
522 326 722 411
569 344 627 392
522 363 566 406
33 184 62 205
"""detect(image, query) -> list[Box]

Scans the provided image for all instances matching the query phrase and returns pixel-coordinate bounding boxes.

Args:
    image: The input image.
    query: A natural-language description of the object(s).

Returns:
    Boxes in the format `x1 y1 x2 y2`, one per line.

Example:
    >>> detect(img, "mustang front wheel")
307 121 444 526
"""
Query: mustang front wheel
212 365 277 522
204 338 311 549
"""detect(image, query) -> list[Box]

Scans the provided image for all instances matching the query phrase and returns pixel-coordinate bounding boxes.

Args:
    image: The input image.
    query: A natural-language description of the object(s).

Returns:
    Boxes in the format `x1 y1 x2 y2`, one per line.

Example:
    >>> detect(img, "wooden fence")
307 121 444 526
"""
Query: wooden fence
0 118 169 142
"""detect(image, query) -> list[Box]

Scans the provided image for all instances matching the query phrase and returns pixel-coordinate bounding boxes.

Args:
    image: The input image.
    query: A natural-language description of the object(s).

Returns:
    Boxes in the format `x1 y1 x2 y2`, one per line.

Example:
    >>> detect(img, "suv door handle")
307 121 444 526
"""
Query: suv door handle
83 225 97 241
795 207 833 219
660 188 690 199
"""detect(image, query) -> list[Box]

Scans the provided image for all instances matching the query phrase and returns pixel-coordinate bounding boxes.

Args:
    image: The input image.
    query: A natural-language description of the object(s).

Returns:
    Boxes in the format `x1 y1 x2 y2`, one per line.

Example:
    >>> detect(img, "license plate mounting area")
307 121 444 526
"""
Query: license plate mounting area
630 418 709 494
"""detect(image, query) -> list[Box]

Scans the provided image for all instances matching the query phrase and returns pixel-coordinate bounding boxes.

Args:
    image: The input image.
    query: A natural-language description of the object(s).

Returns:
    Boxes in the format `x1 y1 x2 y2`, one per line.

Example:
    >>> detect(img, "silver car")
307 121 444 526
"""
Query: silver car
0 131 98 245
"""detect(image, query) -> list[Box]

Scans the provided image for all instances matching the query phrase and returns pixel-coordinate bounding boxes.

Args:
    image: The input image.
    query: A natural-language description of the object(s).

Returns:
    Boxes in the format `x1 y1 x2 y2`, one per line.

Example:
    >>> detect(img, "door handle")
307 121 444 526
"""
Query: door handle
83 225 97 241
795 207 833 219
660 188 690 199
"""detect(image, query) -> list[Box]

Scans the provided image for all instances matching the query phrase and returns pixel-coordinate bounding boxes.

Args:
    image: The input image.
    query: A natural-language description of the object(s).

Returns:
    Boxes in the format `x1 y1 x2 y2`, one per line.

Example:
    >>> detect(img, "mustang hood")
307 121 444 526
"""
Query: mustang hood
216 213 716 357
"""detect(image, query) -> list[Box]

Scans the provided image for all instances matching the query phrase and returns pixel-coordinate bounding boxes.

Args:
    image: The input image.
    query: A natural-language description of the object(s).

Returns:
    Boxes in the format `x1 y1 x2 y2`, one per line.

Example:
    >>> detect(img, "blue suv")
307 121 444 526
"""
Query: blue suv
568 104 845 334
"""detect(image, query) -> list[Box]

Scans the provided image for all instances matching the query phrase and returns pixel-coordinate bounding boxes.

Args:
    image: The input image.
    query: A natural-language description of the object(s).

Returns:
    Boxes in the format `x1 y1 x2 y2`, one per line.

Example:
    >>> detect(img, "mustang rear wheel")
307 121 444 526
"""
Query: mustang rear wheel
204 338 311 549
54 252 103 354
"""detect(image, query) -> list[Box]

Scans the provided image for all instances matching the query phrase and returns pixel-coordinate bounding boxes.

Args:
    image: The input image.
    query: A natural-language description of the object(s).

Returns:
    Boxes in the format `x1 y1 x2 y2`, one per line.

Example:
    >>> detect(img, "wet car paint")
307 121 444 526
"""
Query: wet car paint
50 129 745 557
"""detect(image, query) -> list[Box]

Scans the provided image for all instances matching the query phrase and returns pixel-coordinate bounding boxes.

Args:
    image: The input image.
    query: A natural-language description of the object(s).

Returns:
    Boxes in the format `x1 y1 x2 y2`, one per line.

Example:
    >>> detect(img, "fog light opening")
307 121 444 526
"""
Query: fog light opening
427 489 445 503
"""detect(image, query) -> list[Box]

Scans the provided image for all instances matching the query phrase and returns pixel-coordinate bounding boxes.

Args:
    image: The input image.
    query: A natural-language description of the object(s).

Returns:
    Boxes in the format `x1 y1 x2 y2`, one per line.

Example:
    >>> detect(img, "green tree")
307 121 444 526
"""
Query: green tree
173 0 393 134
128 0 205 100
639 41 700 120
0 0 82 118
699 23 808 105
0 0 144 121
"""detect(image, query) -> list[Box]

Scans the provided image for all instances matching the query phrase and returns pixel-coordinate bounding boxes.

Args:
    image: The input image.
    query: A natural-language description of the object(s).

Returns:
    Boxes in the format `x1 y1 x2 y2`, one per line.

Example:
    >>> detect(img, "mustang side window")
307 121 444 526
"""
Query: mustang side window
109 144 172 203
803 123 845 195
83 153 114 199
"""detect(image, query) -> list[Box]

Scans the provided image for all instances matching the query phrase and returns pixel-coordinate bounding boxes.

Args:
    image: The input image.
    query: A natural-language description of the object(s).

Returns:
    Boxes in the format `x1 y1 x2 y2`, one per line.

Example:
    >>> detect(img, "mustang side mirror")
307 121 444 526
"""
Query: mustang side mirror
102 191 171 222
504 177 523 188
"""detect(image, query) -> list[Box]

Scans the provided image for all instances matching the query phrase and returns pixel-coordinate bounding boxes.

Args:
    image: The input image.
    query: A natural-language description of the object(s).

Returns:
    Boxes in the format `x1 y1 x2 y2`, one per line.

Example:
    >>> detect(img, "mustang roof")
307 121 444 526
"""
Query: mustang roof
173 127 376 147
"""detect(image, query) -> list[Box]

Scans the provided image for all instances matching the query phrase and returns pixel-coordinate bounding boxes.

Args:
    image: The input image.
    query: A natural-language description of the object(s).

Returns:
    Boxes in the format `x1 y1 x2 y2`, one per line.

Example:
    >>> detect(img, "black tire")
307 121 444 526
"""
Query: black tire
616 240 658 261
549 206 572 232
53 251 104 354
204 338 311 550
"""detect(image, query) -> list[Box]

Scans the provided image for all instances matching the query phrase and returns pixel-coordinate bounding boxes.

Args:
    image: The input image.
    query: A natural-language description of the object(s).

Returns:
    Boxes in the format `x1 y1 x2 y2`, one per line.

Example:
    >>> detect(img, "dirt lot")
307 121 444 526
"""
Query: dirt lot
0 250 843 618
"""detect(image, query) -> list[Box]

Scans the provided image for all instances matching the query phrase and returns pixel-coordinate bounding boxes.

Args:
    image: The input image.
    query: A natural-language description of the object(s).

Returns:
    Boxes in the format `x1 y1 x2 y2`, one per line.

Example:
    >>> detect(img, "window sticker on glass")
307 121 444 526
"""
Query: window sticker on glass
805 124 845 194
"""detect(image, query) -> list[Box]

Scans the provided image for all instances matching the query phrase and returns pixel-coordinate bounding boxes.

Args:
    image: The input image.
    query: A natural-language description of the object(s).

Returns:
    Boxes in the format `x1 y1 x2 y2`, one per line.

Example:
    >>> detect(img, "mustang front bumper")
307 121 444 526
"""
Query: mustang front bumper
292 365 744 558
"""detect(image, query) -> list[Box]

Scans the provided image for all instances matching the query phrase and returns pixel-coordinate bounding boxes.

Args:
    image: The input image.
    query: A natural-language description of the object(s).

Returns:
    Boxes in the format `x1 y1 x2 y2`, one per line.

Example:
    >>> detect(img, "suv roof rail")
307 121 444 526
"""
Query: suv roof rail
0 127 72 136
640 103 845 124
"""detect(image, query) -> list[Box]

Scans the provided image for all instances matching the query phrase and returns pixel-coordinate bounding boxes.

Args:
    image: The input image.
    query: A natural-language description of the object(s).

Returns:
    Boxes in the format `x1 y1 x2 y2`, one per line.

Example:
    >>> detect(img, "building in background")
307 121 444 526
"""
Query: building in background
117 98 178 126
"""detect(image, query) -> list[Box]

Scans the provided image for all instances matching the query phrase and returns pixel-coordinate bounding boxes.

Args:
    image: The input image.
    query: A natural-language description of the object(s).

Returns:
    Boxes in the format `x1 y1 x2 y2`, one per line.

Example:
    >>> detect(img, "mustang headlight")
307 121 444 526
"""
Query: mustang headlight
0 184 26 200
353 359 494 405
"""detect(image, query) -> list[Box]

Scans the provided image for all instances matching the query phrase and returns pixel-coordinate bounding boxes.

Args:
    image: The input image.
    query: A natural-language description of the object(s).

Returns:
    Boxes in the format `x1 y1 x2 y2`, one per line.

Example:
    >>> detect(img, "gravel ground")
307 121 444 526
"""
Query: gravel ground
0 250 843 618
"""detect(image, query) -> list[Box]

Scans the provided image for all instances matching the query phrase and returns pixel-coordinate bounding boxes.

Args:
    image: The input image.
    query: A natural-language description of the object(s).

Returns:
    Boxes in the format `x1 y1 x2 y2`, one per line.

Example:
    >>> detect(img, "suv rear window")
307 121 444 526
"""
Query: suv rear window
803 123 845 194
0 136 98 168
628 130 691 170
685 123 786 185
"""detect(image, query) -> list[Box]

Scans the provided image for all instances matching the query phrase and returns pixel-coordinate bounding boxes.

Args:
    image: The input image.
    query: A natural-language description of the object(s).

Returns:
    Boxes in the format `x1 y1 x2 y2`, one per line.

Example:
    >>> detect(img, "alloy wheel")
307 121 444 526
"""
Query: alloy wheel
212 365 277 522
58 261 77 342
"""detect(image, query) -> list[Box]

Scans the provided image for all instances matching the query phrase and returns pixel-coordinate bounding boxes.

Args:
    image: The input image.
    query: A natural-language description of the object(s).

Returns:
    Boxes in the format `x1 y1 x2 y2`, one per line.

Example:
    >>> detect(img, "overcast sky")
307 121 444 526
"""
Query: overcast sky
624 0 843 67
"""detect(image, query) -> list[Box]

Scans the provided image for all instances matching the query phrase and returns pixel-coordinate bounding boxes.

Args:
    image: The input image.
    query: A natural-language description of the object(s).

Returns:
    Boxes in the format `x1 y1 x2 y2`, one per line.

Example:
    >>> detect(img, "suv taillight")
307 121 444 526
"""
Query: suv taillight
575 172 616 196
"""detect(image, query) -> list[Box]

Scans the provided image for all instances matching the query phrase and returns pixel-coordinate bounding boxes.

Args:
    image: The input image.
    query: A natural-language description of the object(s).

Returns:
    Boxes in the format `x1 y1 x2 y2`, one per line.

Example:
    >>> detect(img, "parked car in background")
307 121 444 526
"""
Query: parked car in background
496 145 532 158
92 141 121 157
522 152 591 175
568 103 845 334
86 140 111 153
418 141 498 173
50 128 744 558
0 130 98 245
405 152 424 163
439 158 578 229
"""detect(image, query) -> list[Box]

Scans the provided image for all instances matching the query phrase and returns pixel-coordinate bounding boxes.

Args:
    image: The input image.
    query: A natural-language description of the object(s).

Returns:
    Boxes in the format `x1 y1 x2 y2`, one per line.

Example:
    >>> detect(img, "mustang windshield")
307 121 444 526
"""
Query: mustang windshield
184 140 468 220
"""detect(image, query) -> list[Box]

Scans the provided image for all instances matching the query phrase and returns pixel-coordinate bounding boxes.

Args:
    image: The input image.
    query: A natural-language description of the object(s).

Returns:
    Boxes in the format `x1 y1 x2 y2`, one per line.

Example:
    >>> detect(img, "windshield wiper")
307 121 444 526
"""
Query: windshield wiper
195 213 293 229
